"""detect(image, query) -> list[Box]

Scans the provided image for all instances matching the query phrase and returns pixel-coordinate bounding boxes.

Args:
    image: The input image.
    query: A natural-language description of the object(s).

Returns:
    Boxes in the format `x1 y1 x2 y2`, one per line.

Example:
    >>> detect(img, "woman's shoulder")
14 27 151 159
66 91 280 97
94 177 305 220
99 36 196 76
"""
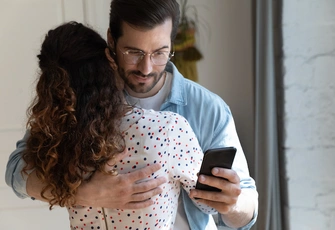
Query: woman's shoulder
144 108 187 118
139 109 191 131
121 108 192 133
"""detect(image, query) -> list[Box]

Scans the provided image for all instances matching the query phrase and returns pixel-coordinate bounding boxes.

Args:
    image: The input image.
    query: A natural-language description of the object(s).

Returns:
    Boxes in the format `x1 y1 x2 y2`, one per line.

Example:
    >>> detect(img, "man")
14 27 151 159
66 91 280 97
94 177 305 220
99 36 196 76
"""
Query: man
6 0 258 229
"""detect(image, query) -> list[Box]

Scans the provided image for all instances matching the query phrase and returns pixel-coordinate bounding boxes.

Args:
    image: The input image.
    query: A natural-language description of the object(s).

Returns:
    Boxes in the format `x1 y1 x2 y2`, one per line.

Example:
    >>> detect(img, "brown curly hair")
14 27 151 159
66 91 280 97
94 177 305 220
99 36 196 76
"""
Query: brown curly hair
22 22 128 209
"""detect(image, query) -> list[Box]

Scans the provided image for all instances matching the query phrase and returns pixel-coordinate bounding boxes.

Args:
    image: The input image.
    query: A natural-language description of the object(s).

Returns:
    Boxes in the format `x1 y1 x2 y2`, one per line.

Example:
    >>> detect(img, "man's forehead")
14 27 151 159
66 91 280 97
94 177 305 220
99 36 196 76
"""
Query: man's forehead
117 20 172 49
120 19 172 35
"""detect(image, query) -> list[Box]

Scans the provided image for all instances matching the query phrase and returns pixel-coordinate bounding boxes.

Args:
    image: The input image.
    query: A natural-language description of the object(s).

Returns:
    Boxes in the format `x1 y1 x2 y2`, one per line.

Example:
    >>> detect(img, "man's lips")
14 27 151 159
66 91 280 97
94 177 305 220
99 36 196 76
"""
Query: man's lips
131 73 153 83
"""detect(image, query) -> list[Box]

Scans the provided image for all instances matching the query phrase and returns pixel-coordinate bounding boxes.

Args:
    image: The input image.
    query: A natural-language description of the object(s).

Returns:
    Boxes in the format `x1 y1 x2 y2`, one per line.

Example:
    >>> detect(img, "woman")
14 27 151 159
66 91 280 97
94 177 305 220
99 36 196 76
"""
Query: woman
22 21 214 229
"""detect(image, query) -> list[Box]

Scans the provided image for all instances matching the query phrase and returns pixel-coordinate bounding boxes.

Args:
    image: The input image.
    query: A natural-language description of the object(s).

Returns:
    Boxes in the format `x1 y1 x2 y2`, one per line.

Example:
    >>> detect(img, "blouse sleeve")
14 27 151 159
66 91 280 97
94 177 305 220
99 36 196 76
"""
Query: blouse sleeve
166 113 216 214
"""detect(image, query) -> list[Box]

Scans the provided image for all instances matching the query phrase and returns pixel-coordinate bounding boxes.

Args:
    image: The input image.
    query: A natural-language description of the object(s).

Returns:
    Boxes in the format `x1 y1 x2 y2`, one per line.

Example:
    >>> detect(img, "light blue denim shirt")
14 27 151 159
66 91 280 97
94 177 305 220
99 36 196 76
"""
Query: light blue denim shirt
5 131 30 199
161 62 258 230
5 62 257 230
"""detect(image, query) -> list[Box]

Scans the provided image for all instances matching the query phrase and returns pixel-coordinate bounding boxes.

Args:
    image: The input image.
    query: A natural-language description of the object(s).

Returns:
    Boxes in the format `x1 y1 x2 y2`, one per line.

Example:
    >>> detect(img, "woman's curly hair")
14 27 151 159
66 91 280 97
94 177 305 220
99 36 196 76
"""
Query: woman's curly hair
22 22 128 209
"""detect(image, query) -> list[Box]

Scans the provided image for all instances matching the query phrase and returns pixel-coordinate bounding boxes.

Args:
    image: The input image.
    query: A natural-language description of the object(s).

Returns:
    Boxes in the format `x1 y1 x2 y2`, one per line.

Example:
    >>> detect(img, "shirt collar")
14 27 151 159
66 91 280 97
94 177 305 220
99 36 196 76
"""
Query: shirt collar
163 61 187 108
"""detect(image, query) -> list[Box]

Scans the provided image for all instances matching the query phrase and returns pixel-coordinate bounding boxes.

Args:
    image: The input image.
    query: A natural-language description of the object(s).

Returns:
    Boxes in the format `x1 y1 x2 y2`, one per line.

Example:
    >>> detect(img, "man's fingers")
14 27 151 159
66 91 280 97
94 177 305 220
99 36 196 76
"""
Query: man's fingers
131 186 164 202
211 168 240 184
124 199 155 210
134 176 167 193
195 174 241 197
190 189 232 203
198 199 231 214
127 164 162 181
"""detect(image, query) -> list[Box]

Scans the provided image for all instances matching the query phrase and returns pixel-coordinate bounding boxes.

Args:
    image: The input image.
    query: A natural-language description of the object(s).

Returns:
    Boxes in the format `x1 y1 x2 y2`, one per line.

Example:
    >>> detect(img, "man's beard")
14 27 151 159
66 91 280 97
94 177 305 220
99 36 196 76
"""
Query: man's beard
118 68 165 94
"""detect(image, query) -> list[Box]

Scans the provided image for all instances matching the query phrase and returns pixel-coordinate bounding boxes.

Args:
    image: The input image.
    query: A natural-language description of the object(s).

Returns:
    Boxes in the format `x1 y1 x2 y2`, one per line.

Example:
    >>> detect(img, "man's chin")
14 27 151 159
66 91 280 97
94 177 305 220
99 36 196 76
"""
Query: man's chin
132 87 152 94
126 84 145 93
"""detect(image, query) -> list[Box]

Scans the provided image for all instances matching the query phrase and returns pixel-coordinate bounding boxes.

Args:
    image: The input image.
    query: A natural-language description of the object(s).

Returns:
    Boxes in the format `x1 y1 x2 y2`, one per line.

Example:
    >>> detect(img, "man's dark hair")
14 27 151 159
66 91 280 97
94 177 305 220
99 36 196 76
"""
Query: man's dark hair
109 0 180 43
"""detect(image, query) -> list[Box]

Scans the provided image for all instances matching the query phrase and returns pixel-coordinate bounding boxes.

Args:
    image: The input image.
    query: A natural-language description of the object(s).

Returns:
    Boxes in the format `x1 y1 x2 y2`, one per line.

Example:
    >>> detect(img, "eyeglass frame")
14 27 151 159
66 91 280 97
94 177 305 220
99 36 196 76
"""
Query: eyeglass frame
112 46 175 66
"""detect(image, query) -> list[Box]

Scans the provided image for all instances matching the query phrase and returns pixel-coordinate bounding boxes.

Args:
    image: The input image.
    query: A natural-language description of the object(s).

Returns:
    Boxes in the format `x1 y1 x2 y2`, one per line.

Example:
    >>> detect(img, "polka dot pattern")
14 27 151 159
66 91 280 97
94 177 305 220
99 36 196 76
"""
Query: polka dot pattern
68 109 215 229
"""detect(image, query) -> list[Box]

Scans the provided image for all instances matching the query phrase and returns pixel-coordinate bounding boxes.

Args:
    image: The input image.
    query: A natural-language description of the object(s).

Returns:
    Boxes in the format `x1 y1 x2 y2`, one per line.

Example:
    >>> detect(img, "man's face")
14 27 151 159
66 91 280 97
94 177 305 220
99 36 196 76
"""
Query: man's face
111 19 173 98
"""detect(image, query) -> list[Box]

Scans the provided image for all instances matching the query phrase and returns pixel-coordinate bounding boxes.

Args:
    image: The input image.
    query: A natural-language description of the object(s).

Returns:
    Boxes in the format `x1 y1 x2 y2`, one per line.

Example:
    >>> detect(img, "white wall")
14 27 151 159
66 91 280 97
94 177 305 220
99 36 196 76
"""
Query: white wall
282 0 335 229
0 1 94 229
191 0 255 171
0 0 253 229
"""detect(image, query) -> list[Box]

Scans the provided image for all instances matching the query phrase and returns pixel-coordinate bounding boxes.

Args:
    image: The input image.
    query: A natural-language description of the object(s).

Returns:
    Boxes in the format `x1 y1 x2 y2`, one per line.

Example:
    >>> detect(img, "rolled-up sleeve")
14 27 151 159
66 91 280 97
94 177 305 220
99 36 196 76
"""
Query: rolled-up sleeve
5 130 30 199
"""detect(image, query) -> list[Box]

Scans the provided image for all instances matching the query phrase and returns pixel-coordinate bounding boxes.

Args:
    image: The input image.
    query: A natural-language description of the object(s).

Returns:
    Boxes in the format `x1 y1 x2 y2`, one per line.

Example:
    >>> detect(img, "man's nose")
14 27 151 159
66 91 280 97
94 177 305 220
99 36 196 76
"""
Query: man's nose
137 54 153 75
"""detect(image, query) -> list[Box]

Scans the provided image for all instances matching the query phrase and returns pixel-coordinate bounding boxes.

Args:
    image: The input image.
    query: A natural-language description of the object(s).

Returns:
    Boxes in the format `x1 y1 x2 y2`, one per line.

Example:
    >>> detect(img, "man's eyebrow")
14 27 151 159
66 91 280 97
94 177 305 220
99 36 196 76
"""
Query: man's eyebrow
123 45 170 52
154 46 170 52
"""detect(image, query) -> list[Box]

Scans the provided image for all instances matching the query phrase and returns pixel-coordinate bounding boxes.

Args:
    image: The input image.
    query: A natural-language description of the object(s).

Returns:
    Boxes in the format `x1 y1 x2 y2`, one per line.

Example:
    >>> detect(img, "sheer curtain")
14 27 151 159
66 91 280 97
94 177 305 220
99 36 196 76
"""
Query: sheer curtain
252 0 286 229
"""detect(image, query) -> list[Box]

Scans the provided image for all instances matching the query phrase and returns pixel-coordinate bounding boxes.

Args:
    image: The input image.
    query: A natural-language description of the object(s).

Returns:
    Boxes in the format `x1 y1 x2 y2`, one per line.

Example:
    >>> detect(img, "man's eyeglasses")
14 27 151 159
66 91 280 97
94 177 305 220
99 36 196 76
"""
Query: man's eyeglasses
117 48 174 66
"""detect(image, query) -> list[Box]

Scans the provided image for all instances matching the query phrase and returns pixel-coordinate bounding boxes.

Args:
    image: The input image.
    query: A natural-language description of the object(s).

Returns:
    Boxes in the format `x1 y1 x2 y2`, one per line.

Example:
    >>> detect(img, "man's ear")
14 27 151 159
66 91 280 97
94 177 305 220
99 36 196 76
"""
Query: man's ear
105 48 118 71
107 28 115 50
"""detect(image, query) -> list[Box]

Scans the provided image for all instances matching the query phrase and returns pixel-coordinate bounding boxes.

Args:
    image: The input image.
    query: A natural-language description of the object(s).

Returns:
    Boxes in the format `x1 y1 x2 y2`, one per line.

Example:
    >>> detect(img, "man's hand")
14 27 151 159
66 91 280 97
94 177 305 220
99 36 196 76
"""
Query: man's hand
189 167 255 228
76 163 167 209
27 162 167 209
189 167 241 213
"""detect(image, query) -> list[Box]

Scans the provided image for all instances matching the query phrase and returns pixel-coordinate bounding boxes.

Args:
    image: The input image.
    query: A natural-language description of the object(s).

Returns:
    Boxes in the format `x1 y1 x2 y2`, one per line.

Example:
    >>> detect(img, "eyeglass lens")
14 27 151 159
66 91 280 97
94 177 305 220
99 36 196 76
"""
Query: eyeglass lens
123 51 173 66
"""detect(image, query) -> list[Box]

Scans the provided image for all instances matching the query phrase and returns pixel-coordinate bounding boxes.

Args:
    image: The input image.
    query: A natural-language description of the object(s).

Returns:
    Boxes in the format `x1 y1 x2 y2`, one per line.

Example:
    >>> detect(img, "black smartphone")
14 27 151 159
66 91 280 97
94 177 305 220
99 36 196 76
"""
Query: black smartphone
195 147 237 192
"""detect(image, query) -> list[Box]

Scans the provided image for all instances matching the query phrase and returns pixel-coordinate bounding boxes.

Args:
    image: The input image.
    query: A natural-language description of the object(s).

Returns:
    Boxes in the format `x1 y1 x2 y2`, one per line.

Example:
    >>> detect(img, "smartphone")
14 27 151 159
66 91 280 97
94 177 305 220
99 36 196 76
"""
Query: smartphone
195 147 237 192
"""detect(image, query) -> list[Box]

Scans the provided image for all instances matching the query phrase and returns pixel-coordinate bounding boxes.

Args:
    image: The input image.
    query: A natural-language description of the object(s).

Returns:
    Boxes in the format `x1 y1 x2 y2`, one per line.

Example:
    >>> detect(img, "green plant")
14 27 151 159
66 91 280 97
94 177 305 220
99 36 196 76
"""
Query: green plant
174 0 202 61
171 0 203 81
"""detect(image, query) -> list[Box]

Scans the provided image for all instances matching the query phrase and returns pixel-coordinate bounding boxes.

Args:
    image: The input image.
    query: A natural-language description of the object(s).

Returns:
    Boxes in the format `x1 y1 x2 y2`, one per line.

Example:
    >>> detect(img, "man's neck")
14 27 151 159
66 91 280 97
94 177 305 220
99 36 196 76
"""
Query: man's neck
124 71 172 111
